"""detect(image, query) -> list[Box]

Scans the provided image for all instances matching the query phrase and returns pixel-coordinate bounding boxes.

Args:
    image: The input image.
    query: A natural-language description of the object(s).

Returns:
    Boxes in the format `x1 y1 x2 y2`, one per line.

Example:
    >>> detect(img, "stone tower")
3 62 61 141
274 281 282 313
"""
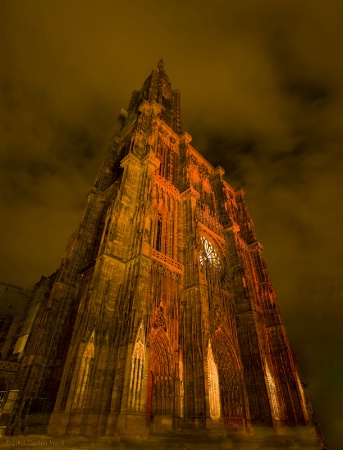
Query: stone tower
2 61 323 447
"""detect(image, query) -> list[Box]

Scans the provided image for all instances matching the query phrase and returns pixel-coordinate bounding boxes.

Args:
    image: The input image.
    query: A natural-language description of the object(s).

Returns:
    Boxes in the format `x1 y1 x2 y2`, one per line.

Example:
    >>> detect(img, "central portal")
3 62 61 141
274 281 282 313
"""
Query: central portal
146 325 175 431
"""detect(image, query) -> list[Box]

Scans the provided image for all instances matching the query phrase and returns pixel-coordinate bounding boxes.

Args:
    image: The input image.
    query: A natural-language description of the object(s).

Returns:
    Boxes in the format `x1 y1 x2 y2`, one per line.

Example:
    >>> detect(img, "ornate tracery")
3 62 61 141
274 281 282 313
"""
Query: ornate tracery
200 237 221 270
211 330 245 421
9 60 318 443
128 323 146 412
149 327 174 417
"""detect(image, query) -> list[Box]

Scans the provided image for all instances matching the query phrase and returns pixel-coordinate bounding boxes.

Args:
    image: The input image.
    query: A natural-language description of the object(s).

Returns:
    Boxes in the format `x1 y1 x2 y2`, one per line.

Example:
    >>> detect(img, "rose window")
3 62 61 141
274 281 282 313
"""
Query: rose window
199 237 221 269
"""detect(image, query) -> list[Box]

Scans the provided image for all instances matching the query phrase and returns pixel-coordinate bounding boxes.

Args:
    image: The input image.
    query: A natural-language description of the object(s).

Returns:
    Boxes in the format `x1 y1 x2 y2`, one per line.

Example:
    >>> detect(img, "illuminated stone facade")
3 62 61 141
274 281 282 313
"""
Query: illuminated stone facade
1 61 323 447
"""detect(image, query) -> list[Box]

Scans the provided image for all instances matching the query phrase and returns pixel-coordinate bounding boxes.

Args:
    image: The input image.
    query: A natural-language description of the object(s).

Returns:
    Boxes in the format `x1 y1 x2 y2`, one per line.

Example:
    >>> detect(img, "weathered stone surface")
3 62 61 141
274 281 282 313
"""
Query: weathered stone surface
0 61 324 448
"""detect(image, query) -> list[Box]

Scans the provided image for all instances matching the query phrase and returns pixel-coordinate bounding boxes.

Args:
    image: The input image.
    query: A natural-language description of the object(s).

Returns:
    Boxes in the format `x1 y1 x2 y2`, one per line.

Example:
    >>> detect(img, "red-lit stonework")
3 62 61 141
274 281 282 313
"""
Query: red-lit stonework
0 61 324 448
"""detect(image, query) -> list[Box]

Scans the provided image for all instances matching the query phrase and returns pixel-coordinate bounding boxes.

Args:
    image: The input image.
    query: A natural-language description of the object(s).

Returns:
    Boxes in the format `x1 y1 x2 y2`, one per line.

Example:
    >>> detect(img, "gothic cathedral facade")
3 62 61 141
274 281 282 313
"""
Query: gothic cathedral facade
2 61 322 446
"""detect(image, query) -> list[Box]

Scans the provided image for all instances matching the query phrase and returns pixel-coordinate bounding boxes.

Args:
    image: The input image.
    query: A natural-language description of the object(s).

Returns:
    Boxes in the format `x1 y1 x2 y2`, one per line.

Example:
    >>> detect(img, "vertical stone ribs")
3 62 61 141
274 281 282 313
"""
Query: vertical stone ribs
221 179 311 427
4 62 320 446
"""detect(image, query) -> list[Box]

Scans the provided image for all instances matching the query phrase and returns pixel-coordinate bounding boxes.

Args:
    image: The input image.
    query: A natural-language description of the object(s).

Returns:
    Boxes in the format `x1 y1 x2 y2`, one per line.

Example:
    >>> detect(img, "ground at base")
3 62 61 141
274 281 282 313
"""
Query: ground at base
0 429 324 450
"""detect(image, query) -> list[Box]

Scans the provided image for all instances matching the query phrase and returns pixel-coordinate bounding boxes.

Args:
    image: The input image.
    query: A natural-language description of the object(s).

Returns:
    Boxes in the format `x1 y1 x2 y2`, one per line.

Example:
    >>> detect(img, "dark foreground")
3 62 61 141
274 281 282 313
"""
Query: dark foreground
0 427 324 450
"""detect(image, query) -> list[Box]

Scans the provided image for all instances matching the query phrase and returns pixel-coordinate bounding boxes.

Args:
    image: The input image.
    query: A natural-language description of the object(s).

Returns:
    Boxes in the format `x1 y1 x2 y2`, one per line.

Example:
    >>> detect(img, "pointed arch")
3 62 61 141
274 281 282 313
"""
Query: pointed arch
207 341 221 418
149 327 174 416
152 303 167 332
128 322 146 412
72 335 94 410
211 330 246 420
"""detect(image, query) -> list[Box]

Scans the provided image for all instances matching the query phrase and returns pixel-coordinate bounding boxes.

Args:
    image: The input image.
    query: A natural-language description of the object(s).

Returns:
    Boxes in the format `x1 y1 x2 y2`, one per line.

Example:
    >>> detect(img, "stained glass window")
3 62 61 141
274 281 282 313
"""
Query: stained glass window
200 237 221 269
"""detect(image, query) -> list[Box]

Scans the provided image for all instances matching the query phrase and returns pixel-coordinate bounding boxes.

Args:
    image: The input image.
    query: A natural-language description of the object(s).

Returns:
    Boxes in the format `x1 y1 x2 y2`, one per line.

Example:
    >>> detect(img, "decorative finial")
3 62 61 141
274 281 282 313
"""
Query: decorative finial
157 58 164 67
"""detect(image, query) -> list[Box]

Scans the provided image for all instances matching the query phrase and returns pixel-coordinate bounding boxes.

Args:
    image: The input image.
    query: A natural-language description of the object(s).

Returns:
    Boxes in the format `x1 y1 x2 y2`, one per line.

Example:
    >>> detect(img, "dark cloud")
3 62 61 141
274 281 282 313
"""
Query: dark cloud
1 0 342 447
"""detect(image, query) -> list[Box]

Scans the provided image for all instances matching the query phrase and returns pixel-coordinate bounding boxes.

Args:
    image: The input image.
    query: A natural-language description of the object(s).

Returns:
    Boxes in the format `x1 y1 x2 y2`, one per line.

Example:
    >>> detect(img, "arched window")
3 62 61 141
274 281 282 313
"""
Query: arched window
156 214 163 252
207 341 221 418
128 323 145 412
129 340 145 412
199 237 221 270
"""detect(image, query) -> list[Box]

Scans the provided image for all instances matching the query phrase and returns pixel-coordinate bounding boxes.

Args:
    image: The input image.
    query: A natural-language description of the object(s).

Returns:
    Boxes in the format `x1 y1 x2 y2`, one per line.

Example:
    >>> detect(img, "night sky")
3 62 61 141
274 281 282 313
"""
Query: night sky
1 1 342 448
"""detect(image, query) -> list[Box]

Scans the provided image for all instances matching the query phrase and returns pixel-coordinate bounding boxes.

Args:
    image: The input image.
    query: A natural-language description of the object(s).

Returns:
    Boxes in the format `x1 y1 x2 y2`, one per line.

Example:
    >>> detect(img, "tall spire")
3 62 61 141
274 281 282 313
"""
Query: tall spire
127 61 182 134
155 58 167 78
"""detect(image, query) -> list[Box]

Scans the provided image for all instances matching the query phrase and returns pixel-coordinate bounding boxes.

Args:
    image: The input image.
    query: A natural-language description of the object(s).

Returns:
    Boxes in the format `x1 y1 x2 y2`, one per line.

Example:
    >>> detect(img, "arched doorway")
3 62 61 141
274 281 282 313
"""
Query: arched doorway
147 326 174 426
211 330 247 426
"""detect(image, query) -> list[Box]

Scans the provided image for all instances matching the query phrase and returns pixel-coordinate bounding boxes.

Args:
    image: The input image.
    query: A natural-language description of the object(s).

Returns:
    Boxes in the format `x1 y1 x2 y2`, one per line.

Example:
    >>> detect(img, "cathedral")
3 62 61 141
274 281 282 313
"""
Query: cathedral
0 61 323 448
